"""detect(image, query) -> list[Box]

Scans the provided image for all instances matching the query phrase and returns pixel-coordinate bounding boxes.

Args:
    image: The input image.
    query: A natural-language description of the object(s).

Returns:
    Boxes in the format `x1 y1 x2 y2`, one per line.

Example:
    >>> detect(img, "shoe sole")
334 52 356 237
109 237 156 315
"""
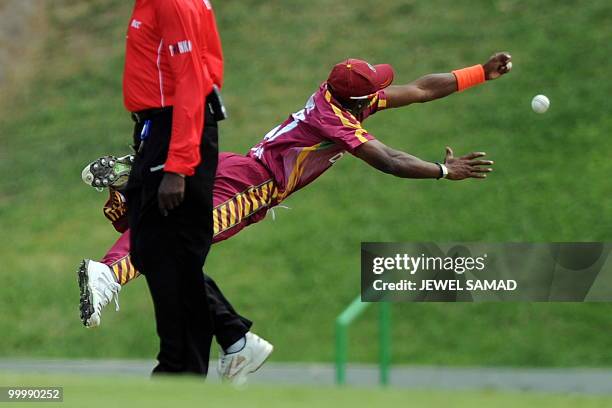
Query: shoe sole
77 260 95 327
82 155 134 190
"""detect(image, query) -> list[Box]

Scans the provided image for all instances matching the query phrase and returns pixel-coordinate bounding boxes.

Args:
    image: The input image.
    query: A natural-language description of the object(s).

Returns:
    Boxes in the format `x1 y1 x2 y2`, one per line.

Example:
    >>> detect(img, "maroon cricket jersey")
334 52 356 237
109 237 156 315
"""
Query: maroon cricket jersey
248 83 388 201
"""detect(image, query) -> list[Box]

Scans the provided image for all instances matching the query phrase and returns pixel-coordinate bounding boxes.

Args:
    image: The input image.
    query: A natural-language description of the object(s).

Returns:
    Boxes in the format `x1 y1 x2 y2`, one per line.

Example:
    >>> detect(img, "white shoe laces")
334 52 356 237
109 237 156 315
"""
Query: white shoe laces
93 273 121 313
218 350 233 379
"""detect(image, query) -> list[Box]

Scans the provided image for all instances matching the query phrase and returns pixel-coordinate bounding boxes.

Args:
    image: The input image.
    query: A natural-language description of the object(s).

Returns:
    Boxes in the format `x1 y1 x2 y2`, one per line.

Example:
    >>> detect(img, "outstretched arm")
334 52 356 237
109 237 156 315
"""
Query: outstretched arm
384 52 512 108
353 139 493 181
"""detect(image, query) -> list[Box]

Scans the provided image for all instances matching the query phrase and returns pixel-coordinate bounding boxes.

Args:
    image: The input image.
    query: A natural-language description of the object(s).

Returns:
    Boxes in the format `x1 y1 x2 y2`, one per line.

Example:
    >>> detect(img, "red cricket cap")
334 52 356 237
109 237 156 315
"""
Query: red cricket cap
327 58 395 100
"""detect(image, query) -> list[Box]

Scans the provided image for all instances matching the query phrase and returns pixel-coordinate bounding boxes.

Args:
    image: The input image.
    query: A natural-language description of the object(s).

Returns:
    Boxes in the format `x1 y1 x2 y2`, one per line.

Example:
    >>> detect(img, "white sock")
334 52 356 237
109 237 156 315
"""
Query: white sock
225 336 246 354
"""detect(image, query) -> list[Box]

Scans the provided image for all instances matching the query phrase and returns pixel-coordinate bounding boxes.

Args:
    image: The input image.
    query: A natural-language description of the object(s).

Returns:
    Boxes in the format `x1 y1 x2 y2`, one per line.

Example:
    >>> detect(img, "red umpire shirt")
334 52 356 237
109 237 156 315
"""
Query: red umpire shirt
123 0 223 176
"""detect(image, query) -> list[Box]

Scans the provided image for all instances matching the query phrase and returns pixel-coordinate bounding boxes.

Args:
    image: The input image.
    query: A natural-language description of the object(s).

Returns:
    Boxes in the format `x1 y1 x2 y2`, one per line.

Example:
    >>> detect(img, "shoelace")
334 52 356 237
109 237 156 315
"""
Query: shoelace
94 276 121 312
269 205 291 221
219 353 234 378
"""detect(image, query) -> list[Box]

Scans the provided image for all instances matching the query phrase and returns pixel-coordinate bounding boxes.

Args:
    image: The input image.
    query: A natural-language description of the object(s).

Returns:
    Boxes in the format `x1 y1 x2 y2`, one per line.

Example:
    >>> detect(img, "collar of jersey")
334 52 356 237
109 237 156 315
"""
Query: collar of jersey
323 85 360 123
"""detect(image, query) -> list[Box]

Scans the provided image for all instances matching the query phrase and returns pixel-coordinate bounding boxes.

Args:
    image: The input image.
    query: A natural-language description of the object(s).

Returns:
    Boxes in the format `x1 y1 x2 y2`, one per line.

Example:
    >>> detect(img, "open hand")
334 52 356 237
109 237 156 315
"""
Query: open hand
444 147 494 180
483 52 512 80
158 172 185 216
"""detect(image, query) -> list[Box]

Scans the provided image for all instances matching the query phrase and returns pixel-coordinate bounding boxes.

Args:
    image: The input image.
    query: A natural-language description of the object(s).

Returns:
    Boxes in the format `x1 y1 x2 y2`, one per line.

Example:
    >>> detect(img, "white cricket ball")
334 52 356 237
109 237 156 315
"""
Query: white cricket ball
531 94 550 114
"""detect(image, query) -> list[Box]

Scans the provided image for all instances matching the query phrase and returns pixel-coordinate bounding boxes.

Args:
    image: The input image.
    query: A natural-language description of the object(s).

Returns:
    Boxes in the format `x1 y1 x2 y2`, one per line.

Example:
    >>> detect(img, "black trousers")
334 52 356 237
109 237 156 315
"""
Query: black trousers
205 274 252 350
126 101 247 375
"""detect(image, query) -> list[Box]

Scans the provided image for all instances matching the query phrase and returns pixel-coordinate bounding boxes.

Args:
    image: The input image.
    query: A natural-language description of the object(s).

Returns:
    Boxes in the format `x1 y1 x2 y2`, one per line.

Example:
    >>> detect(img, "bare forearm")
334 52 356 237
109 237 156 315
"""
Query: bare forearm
384 149 440 178
386 73 457 108
355 141 440 179
354 140 493 181
411 73 458 101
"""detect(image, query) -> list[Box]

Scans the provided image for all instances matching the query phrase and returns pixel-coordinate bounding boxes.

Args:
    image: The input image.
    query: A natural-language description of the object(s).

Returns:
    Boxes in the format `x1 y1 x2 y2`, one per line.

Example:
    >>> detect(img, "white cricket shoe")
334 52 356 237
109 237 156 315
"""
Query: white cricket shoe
217 332 273 386
77 259 121 328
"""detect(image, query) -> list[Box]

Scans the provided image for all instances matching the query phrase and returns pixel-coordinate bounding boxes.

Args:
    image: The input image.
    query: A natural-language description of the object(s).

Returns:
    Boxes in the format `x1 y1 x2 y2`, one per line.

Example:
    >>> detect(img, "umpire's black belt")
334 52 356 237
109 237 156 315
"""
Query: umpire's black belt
132 88 227 124
131 107 172 124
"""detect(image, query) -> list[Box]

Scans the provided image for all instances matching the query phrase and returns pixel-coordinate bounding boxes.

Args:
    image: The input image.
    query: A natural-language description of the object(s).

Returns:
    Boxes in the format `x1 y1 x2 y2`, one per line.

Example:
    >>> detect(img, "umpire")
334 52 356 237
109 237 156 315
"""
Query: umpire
123 0 225 375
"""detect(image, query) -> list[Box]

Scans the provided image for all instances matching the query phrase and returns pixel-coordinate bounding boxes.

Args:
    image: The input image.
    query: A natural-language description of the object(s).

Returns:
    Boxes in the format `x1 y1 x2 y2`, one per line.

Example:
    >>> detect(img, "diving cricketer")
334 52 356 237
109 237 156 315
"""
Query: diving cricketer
79 51 511 383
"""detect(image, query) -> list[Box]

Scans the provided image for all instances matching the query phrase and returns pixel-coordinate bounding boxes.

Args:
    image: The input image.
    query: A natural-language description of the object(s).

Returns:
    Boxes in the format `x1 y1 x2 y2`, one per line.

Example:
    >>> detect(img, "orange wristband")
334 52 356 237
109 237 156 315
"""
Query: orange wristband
452 64 485 92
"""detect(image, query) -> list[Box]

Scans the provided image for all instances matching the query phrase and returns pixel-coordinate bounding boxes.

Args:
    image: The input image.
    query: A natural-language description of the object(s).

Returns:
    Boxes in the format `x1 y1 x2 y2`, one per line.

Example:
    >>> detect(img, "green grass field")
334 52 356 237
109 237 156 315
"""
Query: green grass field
0 0 611 366
1 373 611 408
